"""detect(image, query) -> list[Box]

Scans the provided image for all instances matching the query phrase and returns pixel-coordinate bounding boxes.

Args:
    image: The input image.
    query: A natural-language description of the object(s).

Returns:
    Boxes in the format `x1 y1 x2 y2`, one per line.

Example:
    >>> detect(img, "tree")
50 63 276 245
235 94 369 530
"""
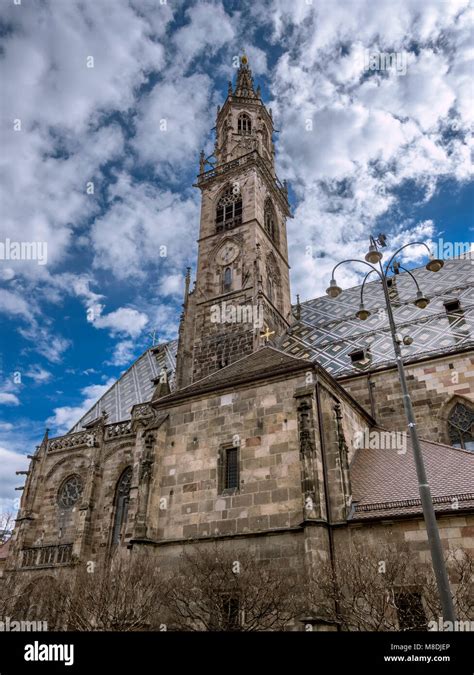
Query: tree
0 511 15 543
306 542 473 631
57 549 164 631
160 544 302 631
422 547 473 622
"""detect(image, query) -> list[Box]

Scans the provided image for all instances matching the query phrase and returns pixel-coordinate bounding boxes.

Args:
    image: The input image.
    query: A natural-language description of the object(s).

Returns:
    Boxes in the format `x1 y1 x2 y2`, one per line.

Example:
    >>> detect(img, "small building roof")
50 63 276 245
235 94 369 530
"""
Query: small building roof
350 436 474 520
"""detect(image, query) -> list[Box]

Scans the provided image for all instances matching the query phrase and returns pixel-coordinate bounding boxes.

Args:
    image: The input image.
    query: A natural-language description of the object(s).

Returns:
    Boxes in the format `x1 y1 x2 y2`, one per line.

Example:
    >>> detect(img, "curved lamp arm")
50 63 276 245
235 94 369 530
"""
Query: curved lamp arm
330 259 384 283
360 268 379 304
395 265 422 293
383 241 433 278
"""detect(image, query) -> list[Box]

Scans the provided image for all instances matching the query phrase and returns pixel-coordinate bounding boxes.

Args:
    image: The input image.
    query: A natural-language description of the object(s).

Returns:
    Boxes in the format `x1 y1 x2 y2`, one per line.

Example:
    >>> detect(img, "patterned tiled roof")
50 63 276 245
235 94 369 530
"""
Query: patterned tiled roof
280 254 474 377
69 256 473 431
350 437 474 520
70 340 177 432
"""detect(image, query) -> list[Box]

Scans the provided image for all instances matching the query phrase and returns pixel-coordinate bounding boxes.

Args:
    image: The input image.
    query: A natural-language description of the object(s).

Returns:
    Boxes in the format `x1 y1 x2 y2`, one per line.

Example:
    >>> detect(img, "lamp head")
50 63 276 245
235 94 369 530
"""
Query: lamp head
426 256 444 273
326 279 342 298
365 244 383 264
356 303 371 321
414 290 430 309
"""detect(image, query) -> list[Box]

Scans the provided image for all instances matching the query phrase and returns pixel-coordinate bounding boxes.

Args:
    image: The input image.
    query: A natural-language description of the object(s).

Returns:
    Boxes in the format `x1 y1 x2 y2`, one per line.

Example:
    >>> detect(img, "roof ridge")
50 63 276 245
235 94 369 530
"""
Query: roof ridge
352 431 474 456
416 436 474 455
172 345 312 396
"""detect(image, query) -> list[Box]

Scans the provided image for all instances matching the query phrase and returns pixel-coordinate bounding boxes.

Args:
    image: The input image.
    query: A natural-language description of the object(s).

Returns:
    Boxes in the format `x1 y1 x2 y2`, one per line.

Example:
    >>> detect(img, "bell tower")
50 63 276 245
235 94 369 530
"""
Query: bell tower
175 55 292 388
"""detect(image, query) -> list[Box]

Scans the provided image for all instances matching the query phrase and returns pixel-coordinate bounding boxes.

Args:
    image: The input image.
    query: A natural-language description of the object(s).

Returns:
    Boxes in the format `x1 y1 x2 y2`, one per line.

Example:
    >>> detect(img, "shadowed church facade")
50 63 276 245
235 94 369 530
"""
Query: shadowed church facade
5 57 474 629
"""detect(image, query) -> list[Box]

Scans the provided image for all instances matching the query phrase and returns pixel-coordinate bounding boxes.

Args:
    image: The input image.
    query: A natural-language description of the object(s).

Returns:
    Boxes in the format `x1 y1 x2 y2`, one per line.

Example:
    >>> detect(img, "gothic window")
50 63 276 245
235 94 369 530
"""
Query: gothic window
219 446 240 493
448 402 474 451
395 591 426 631
264 199 277 243
225 448 239 489
237 113 251 135
261 125 269 150
209 595 241 631
221 596 241 631
112 466 132 545
223 267 232 293
57 475 83 509
216 186 242 232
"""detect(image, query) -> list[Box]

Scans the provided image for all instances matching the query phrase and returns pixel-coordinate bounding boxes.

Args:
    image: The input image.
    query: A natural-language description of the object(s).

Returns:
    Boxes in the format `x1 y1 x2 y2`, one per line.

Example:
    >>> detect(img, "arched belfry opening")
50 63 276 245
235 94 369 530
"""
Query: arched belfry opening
216 185 243 232
264 198 278 244
237 113 252 135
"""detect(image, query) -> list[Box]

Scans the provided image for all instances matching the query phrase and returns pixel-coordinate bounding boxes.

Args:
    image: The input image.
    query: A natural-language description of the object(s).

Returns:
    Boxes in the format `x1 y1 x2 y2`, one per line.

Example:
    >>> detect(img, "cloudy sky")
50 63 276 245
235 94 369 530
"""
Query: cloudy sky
0 0 472 512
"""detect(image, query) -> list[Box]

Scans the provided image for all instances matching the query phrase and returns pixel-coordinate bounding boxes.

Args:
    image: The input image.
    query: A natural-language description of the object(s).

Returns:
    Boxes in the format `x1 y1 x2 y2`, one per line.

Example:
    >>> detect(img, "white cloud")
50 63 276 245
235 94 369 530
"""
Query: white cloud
93 307 148 338
0 393 20 406
1 0 472 345
0 445 29 513
0 288 33 319
107 340 137 367
173 2 235 68
0 423 14 432
158 273 185 298
131 73 213 178
18 325 70 364
47 379 116 435
262 0 473 299
0 0 166 276
90 173 199 279
0 268 15 281
147 303 180 343
25 365 52 384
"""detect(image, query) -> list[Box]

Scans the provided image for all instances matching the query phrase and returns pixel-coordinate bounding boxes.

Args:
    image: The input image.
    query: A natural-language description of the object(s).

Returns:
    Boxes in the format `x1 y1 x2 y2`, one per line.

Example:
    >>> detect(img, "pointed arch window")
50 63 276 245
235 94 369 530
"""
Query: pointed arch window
448 402 474 451
223 267 232 293
57 474 83 539
112 467 132 545
264 199 277 243
216 185 242 232
237 113 252 135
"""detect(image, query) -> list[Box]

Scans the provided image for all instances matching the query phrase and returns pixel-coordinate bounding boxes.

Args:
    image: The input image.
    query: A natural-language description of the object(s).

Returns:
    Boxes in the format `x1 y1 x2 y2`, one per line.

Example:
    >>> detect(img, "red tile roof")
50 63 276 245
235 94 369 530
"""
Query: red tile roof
350 437 474 520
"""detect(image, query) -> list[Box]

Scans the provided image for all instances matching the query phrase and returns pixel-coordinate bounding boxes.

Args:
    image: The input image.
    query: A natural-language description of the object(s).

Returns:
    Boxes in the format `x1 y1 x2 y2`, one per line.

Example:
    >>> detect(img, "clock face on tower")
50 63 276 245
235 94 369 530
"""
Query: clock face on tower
216 242 240 265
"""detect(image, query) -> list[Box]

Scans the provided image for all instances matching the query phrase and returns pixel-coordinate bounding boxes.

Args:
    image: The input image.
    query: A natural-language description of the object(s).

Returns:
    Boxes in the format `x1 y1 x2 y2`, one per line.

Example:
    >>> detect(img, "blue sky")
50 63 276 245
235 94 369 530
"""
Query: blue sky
0 0 472 512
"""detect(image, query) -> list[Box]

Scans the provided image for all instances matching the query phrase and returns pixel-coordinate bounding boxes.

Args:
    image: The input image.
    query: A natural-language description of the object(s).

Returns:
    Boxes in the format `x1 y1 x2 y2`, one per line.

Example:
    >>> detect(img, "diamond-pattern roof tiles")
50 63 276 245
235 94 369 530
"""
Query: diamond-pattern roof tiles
281 255 474 377
70 340 177 432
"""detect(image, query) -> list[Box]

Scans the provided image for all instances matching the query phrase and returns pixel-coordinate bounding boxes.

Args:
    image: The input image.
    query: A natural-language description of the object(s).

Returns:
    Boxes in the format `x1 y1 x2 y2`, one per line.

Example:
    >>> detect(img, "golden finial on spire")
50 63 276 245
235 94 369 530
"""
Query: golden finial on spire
241 51 248 66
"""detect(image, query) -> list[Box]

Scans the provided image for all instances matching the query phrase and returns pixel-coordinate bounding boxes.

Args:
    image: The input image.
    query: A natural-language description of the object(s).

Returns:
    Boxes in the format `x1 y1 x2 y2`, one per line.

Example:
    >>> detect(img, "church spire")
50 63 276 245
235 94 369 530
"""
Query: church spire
233 53 257 98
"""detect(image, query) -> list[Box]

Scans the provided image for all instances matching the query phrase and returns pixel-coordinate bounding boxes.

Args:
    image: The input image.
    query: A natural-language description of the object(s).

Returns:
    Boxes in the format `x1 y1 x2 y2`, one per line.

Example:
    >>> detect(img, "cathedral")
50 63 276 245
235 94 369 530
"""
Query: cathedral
5 56 474 629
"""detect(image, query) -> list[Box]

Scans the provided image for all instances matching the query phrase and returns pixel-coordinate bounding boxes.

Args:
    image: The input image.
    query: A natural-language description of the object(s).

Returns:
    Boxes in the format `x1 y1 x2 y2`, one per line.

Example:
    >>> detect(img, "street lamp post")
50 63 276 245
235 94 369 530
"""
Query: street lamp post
326 234 456 623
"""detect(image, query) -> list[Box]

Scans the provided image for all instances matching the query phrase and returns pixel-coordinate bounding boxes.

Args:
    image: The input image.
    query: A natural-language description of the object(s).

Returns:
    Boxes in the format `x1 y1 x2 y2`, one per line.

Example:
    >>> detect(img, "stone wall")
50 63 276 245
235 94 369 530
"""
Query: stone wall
340 351 474 443
338 513 474 558
148 368 370 546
